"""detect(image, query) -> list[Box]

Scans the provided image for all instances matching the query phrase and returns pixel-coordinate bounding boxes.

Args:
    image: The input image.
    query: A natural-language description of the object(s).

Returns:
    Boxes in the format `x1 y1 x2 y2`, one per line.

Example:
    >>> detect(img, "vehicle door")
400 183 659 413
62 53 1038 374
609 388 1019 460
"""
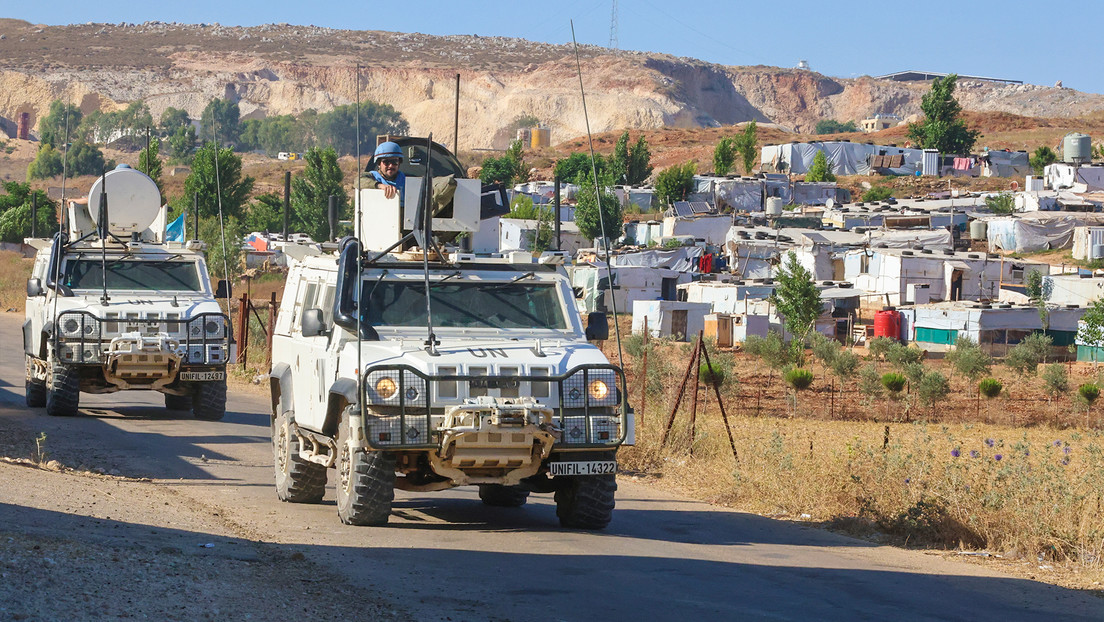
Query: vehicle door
289 276 336 430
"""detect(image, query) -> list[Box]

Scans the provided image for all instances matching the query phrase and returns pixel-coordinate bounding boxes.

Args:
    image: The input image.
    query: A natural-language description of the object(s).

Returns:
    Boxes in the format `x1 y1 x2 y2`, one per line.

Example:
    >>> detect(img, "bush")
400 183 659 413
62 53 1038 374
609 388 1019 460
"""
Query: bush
830 350 860 384
881 372 907 394
1078 383 1100 405
858 363 883 402
867 336 896 361
985 192 1016 215
810 332 840 367
1043 363 1069 400
1004 332 1052 376
861 186 894 203
699 362 728 387
805 151 836 182
978 378 1003 399
886 343 923 368
784 368 814 391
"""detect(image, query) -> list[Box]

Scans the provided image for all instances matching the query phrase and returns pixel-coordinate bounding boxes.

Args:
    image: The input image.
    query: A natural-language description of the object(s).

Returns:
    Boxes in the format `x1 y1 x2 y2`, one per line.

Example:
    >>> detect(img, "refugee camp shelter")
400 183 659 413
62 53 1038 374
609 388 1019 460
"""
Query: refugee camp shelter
980 150 1031 178
1039 273 1104 306
901 301 1082 356
1044 163 1104 192
820 197 976 230
760 141 925 176
1071 226 1104 260
986 212 1104 253
622 220 663 247
662 214 732 246
571 256 696 314
497 218 587 253
632 300 712 341
843 248 1044 305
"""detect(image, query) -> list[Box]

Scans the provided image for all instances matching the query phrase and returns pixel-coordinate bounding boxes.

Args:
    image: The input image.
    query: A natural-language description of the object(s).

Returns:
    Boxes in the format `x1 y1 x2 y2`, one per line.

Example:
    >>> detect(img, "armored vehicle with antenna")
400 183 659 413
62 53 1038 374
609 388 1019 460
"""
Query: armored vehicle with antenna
269 138 632 528
23 164 232 419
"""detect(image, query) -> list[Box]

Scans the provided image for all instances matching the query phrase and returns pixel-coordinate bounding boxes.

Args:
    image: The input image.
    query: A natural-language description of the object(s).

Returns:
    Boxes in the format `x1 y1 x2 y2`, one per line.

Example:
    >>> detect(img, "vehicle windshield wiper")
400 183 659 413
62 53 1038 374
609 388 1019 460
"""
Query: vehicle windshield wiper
509 272 535 284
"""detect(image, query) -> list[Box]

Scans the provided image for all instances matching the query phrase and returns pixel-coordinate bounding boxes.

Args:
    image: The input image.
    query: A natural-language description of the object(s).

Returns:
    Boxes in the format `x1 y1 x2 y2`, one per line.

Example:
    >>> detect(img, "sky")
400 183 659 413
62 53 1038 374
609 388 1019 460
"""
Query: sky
6 1 1104 93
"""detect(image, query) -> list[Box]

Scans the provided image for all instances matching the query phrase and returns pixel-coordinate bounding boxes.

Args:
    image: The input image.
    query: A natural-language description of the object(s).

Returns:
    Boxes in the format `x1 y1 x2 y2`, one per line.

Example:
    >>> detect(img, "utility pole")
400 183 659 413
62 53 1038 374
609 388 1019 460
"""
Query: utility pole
609 0 619 49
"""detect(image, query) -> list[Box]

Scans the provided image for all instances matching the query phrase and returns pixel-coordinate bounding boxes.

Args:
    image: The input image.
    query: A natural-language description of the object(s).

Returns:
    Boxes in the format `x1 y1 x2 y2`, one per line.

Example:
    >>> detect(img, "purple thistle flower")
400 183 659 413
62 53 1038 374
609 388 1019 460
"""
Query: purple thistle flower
905 478 911 484
1054 440 1063 446
985 438 995 447
1064 446 1072 455
994 454 1003 461
1062 457 1071 466
951 448 961 458
1024 450 1030 457
970 450 980 458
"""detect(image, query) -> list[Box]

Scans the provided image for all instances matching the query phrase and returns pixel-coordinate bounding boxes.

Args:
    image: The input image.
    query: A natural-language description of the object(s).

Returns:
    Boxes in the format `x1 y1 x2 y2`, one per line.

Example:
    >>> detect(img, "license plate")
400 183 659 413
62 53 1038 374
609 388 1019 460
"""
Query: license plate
179 371 226 381
549 461 617 476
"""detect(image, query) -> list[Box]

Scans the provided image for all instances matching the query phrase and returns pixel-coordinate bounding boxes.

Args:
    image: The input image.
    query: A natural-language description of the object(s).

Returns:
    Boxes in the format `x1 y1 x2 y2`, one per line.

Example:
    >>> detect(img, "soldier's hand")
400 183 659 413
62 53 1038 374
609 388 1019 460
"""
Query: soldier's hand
383 185 398 199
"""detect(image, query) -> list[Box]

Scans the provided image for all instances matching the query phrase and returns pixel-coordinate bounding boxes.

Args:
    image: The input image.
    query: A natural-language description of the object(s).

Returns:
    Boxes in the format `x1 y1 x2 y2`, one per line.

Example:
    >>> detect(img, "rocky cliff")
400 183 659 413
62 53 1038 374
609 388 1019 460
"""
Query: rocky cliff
1 19 1101 148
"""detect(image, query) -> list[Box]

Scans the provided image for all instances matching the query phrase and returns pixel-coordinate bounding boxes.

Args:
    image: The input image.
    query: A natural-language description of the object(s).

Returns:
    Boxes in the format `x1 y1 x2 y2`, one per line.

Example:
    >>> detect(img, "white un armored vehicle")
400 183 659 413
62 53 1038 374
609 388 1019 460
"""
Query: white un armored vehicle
270 138 632 528
23 165 231 419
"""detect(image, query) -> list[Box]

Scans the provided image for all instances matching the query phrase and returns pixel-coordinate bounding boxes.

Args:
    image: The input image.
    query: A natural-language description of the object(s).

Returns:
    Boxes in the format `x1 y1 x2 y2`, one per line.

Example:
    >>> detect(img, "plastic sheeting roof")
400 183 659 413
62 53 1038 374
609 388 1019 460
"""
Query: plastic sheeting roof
761 142 925 176
986 212 1104 253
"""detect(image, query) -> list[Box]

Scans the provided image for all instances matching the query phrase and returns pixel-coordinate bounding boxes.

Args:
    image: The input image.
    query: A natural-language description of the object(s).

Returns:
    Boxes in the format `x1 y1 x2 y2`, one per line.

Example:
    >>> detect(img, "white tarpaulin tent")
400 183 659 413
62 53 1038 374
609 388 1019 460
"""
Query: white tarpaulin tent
715 178 763 211
986 212 1104 253
1044 163 1104 192
981 150 1031 178
760 142 925 176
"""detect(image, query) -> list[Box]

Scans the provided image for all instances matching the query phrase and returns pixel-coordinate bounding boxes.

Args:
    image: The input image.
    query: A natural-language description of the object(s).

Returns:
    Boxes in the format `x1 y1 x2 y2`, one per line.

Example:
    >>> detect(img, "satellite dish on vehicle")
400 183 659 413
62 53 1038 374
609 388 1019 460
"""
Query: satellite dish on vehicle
87 165 161 236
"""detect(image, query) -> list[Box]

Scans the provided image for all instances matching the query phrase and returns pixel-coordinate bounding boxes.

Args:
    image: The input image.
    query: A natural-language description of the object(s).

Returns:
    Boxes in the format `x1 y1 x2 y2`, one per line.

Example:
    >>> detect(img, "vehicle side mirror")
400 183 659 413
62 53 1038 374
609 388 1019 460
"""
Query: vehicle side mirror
585 312 609 341
301 308 328 338
215 279 232 299
26 278 43 297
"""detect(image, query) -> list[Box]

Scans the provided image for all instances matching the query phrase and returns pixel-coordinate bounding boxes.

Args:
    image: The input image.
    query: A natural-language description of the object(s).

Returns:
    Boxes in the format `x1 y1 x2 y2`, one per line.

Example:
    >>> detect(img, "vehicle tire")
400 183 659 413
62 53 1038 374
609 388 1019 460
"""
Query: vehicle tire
45 363 80 417
478 484 530 507
164 392 192 411
26 378 47 408
336 416 394 526
554 474 616 530
192 379 227 421
273 411 326 503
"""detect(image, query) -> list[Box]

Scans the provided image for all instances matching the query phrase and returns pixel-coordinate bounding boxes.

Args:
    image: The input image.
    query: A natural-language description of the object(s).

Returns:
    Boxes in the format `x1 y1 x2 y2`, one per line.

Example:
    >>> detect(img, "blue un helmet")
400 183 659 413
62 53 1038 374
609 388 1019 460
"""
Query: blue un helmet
373 141 403 165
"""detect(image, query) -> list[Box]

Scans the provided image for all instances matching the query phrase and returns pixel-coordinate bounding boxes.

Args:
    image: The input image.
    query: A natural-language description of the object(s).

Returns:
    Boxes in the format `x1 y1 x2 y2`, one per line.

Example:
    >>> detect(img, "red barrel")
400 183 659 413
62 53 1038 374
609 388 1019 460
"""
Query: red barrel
873 309 900 340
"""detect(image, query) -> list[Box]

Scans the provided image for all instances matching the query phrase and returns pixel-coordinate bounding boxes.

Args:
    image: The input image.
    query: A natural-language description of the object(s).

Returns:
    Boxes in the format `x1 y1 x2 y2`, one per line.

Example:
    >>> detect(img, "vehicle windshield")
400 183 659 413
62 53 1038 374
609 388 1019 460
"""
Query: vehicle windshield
63 259 204 292
364 280 567 330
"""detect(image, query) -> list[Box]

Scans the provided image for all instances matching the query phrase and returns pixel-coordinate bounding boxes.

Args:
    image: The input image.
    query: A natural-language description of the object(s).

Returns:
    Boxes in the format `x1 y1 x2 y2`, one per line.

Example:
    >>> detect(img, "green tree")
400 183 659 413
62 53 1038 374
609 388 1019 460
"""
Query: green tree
37 100 82 148
610 131 631 184
198 214 243 283
945 335 991 380
137 137 163 190
626 134 653 185
1026 269 1049 329
480 140 527 187
200 98 241 146
242 193 285 234
815 120 858 134
805 150 836 182
67 141 110 177
905 74 979 155
0 182 56 242
573 170 622 242
553 152 606 183
916 370 950 415
830 350 859 397
184 144 254 219
27 145 64 180
770 251 823 353
508 195 554 253
733 120 758 175
1079 297 1104 367
1042 363 1069 417
1030 146 1058 176
862 186 893 202
1005 332 1052 376
713 137 737 176
159 107 191 134
655 161 696 207
291 147 347 243
313 103 408 157
167 125 197 164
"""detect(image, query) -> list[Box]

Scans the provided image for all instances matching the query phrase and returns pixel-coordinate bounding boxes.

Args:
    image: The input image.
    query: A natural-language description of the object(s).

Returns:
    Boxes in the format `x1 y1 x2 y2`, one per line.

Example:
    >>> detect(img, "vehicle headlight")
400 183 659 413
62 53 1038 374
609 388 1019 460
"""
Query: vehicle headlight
63 318 80 335
375 377 397 399
588 379 609 401
205 319 222 335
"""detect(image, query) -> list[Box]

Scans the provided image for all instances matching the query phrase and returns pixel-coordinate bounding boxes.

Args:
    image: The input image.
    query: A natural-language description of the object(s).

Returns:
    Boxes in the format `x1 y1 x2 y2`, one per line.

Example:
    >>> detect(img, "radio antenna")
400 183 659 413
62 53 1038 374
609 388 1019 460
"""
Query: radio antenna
98 167 110 304
571 20 623 369
355 63 364 420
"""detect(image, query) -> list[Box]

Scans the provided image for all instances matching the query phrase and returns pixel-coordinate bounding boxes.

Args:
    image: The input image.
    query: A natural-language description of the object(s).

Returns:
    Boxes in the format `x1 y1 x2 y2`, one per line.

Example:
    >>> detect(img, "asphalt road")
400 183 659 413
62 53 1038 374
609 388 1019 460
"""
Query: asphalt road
1 315 1102 621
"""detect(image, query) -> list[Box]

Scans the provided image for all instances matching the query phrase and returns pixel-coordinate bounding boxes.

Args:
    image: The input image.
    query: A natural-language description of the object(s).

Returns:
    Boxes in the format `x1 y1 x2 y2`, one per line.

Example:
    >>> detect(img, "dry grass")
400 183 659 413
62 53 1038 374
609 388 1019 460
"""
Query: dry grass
611 333 1104 577
0 250 32 312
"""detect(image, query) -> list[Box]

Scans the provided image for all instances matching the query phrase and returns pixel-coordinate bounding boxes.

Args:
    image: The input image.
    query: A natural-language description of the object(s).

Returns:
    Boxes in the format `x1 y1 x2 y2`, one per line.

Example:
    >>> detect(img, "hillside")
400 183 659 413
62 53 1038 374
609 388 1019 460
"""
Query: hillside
1 19 1103 153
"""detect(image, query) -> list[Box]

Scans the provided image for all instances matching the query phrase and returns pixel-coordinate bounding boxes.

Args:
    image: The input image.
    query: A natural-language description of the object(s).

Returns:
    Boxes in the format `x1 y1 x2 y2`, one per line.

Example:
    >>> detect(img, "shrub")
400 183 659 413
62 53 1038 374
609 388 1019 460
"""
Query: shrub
784 368 814 391
985 192 1016 215
916 371 950 410
1043 363 1069 402
1003 333 1052 377
1078 383 1100 405
699 362 728 387
867 336 896 361
881 372 907 394
806 150 836 182
810 332 840 367
861 185 893 203
858 363 883 403
830 350 860 385
978 378 1003 399
886 343 923 369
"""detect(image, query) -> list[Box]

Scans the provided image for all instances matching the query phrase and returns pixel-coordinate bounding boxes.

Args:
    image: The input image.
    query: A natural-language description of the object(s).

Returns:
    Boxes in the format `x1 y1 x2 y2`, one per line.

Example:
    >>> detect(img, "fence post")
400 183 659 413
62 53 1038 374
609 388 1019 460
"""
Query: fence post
266 292 277 371
236 291 249 366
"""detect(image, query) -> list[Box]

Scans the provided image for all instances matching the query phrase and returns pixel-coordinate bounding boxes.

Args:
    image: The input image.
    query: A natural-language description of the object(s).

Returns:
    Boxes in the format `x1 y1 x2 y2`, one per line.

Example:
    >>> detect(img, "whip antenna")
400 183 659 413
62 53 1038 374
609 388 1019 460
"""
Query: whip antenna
571 20 623 369
355 63 364 420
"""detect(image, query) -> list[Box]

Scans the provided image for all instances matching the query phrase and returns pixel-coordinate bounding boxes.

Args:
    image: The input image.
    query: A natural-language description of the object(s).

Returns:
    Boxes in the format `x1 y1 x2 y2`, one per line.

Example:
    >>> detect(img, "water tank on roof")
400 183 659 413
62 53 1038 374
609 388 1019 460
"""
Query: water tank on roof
1063 133 1092 164
969 220 988 241
765 197 784 216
